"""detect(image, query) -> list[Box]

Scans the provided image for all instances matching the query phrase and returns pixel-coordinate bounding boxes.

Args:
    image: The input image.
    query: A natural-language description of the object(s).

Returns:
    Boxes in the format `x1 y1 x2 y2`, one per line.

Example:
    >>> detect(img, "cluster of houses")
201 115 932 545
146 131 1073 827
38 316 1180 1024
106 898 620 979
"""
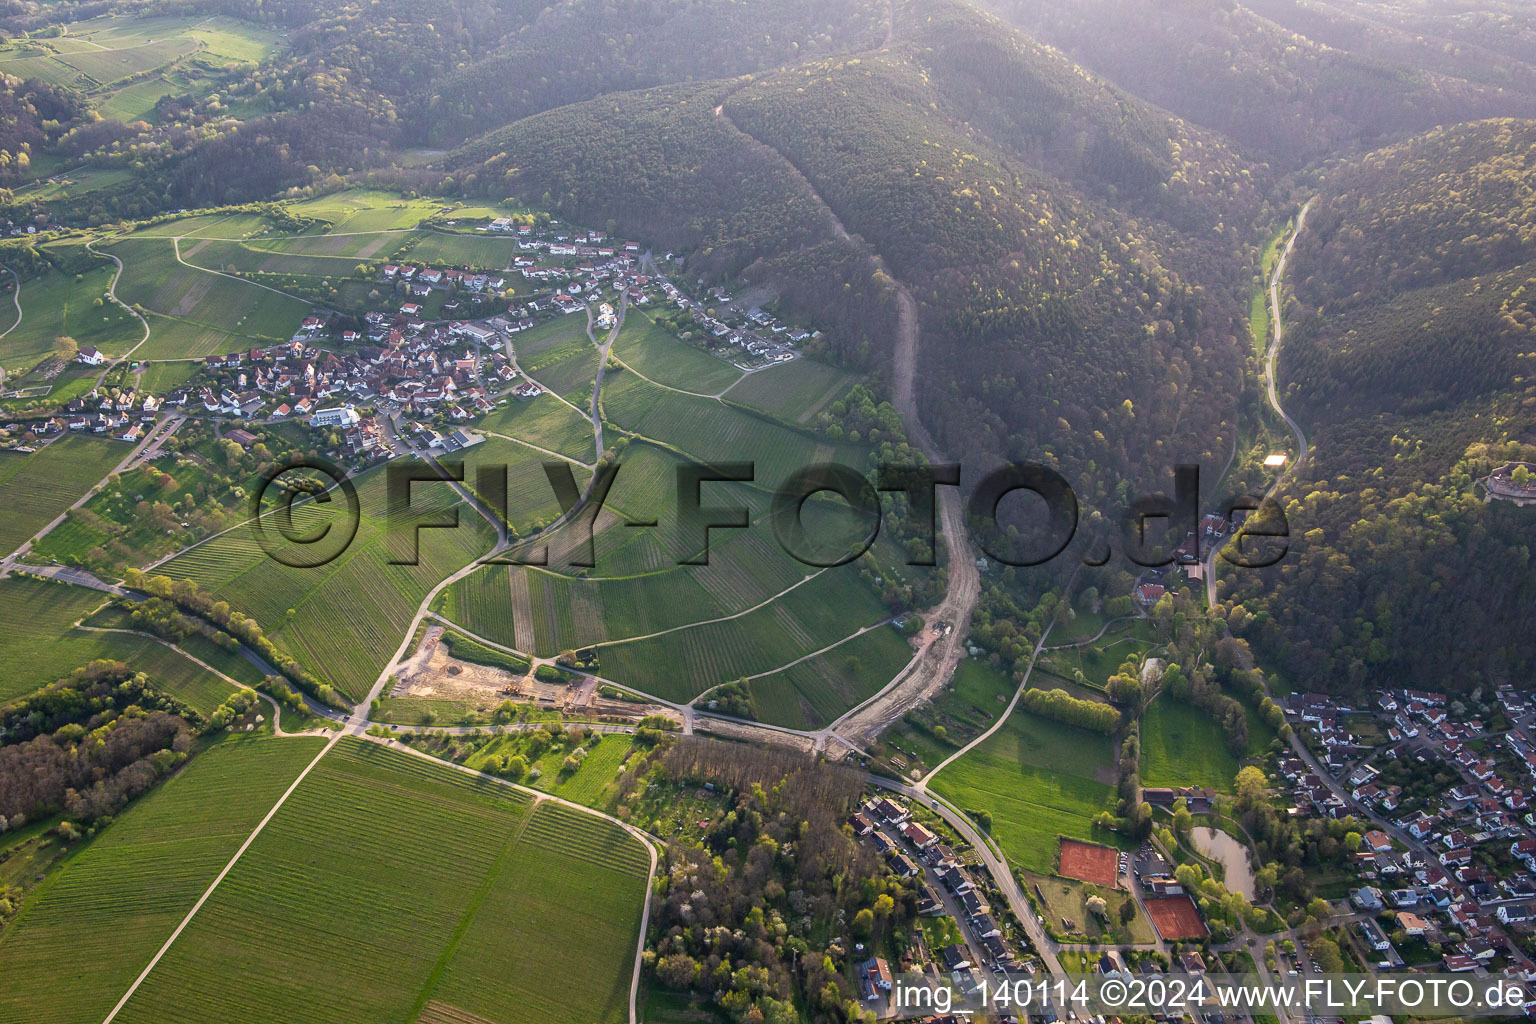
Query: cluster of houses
676 291 804 366
48 391 165 441
1279 686 1536 979
35 212 822 469
847 794 1031 1006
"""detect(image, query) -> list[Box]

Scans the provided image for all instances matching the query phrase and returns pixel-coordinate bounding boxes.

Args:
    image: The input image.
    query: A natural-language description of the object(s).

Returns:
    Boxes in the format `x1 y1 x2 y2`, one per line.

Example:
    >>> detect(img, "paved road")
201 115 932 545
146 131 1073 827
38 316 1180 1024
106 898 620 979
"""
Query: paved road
869 775 1066 978
83 237 152 383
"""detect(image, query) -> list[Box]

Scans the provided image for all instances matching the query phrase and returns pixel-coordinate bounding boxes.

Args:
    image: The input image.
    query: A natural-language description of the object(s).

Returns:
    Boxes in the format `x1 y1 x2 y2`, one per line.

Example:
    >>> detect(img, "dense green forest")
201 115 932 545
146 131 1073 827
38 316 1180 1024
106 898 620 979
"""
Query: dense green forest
1224 120 1536 694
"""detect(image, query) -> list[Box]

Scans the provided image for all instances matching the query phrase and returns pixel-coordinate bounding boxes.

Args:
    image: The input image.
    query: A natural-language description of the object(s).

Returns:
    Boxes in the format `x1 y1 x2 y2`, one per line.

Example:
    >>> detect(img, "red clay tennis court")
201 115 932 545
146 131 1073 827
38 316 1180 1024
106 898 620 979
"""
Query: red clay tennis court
1058 838 1119 887
1144 895 1208 939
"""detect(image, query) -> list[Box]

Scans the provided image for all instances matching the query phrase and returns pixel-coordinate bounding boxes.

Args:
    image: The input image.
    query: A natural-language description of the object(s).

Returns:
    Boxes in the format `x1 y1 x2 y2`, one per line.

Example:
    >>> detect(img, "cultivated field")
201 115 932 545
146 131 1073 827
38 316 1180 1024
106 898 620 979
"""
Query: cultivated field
476 393 596 463
0 736 326 1024
612 312 742 394
742 622 914 730
107 739 649 1024
105 237 310 355
723 356 857 424
155 460 497 701
0 434 127 556
602 371 864 489
0 14 280 120
0 265 142 370
929 706 1125 873
283 190 445 233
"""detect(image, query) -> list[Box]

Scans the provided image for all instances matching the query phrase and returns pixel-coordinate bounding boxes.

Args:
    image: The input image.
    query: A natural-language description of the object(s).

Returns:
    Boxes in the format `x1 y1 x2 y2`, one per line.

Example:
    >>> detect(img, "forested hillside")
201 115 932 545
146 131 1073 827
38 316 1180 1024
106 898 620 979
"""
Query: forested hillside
1224 121 1536 694
410 0 889 145
974 0 1536 169
451 0 1263 500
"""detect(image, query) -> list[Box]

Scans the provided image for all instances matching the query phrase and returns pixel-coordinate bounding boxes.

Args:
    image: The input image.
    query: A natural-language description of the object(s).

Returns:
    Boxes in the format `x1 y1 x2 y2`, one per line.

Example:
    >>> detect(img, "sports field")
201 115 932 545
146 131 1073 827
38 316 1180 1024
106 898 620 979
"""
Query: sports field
1143 895 1209 940
1058 837 1119 887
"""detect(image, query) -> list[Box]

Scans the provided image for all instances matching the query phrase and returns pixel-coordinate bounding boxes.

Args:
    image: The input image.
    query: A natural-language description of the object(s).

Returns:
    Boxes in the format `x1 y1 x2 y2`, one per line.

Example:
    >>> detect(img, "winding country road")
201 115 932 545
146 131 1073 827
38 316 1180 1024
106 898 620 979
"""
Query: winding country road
1263 200 1314 496
1204 200 1312 606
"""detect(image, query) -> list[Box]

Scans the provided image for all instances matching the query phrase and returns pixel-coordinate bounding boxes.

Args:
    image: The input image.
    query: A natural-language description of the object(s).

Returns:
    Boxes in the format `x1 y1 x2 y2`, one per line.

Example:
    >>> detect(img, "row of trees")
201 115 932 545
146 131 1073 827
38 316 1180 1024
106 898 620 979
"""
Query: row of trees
121 570 346 707
1019 686 1121 734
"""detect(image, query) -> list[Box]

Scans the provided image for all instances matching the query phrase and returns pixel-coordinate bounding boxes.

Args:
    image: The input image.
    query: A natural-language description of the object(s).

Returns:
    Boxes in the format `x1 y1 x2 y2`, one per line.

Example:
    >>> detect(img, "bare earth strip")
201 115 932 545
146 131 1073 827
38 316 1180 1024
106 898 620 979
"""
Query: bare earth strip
508 567 536 652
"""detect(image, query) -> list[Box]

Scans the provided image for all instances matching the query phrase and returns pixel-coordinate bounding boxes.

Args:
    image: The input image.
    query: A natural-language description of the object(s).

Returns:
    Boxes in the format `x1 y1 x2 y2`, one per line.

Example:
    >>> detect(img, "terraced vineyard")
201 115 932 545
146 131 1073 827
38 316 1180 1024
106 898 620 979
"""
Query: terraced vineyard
0 736 326 1024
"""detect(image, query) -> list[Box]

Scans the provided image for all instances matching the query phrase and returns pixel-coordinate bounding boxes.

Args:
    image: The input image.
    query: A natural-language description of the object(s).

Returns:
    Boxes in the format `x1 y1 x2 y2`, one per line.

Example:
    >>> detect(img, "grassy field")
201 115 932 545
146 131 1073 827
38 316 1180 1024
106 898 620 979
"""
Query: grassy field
155 460 498 701
511 313 591 359
0 735 326 1024
476 392 596 463
1025 872 1156 944
0 266 142 370
0 435 128 557
108 739 649 1024
133 360 199 393
463 732 638 808
1139 697 1241 793
881 659 1017 775
929 706 1124 873
722 357 858 425
284 190 444 232
105 236 310 354
612 312 742 395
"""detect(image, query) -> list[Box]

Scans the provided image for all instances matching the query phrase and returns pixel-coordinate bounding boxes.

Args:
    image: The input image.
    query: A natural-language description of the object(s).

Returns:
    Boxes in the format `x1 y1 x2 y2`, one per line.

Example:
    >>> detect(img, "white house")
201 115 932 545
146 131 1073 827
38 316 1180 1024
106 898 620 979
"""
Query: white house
310 405 361 428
